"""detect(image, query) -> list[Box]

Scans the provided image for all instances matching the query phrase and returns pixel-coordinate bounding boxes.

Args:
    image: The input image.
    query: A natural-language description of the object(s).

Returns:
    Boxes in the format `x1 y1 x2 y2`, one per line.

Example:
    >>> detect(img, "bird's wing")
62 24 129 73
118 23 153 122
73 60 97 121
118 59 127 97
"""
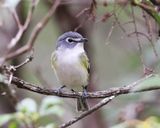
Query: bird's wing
51 51 58 69
80 52 90 74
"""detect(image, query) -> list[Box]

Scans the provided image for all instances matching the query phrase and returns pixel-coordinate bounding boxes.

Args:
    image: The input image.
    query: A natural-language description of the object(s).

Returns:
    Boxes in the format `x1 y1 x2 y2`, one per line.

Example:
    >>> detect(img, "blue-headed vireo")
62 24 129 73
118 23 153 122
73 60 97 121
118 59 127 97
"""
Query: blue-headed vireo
51 31 90 111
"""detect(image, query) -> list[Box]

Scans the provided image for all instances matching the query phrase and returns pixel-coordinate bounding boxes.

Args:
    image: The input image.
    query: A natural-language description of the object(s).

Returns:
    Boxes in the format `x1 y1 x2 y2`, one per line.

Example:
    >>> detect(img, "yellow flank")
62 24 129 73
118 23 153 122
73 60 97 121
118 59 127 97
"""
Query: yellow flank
80 52 90 77
51 52 57 69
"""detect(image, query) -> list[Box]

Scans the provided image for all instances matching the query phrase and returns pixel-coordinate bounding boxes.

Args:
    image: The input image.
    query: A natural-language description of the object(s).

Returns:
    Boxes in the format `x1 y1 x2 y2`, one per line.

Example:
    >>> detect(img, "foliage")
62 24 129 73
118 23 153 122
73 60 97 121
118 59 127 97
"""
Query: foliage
0 97 64 128
111 116 160 128
131 74 160 92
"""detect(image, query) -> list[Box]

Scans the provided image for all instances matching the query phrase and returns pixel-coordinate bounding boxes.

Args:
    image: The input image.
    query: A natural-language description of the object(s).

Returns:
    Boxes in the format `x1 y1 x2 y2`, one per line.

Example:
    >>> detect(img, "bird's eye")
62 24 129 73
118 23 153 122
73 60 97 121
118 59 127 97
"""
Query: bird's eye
66 38 74 43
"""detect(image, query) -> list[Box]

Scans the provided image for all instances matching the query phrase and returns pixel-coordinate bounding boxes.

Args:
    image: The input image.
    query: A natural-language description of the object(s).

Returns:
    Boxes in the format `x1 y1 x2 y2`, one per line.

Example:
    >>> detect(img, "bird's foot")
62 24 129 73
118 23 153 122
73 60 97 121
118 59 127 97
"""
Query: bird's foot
71 88 79 95
71 88 76 93
70 86 88 97
76 85 89 111
82 85 88 98
56 85 66 94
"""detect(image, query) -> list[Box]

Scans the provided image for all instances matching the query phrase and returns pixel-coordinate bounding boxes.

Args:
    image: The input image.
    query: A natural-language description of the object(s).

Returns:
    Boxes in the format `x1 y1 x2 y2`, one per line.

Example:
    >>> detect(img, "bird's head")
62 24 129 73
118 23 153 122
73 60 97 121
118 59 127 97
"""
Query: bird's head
56 31 88 50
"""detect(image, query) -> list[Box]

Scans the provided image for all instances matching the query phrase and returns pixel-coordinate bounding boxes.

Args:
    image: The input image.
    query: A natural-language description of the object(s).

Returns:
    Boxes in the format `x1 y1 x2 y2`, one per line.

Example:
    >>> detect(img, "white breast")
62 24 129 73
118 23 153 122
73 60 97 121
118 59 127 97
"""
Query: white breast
55 44 88 90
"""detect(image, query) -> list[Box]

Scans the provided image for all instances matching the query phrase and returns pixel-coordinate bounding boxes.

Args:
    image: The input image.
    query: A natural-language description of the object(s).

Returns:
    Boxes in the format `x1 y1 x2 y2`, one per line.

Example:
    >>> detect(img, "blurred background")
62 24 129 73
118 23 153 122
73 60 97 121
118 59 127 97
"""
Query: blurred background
0 0 160 128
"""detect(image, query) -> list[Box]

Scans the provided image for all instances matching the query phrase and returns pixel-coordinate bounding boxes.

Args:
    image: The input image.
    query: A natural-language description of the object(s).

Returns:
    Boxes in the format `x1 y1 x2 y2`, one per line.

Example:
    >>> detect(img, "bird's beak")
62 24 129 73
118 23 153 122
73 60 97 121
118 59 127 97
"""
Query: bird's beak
79 38 88 43
74 37 88 43
82 38 88 42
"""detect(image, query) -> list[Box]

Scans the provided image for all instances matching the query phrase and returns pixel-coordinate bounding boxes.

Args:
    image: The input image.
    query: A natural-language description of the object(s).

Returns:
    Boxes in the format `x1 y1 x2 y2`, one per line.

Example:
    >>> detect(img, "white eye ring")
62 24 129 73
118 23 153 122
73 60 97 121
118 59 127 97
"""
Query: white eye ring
66 37 74 43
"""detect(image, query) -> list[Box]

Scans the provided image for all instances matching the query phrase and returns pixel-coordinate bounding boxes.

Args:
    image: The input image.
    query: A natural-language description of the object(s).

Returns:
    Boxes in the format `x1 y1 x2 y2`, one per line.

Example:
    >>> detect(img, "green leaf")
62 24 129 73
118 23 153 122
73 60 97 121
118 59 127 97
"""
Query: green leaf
16 98 37 113
149 11 160 26
110 122 129 128
2 0 21 11
131 74 160 92
134 0 142 4
0 74 4 83
9 121 18 128
138 1 160 25
0 114 13 126
0 74 9 85
44 123 56 128
111 116 160 128
135 116 160 128
39 96 64 117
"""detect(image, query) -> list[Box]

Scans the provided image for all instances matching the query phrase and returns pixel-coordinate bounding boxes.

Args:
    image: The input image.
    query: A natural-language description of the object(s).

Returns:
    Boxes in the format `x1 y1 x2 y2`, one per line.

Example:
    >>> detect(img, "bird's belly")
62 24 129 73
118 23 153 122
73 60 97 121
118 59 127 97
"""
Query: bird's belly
55 60 88 89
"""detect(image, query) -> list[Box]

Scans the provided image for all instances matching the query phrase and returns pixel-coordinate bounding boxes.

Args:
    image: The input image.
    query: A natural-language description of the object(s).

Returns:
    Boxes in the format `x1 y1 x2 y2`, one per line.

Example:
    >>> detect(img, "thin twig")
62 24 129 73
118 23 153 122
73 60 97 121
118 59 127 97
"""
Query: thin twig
74 16 91 31
76 7 90 18
0 55 34 106
12 9 22 29
0 0 61 64
74 0 96 31
113 12 126 34
60 96 115 128
131 6 146 71
95 12 113 23
142 10 158 57
121 20 134 26
2 52 34 72
127 31 152 42
105 6 126 44
7 0 37 49
142 10 152 40
14 55 33 69
133 1 157 13
105 23 115 45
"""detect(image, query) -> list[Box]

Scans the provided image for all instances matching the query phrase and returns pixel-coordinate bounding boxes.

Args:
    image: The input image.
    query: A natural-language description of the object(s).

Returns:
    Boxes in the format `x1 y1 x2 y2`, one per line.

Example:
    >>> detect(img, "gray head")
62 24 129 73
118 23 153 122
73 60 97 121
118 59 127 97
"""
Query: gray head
56 31 88 49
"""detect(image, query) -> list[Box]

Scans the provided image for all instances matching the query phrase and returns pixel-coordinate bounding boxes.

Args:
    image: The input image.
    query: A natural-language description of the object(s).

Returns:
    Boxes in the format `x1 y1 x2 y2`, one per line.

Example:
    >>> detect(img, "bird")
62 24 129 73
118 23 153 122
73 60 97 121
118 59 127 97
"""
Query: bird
51 31 90 111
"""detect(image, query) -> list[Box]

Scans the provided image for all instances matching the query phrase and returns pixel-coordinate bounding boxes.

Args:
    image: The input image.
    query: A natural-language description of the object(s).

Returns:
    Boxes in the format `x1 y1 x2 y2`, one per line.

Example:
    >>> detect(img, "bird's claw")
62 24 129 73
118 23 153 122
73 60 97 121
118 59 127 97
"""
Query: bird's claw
56 85 66 94
82 85 88 98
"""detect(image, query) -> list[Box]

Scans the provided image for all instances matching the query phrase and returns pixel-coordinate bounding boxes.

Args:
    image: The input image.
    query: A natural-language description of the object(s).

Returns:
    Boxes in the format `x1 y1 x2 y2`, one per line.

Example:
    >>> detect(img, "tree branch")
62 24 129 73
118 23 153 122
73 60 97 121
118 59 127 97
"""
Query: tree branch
0 74 157 99
7 0 37 50
1 61 160 128
60 96 115 128
0 0 60 65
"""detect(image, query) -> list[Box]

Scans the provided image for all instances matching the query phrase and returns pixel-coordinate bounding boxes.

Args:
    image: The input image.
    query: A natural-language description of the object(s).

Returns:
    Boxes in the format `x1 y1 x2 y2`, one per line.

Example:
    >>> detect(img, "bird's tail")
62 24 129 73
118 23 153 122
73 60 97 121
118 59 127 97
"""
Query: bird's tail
77 97 89 111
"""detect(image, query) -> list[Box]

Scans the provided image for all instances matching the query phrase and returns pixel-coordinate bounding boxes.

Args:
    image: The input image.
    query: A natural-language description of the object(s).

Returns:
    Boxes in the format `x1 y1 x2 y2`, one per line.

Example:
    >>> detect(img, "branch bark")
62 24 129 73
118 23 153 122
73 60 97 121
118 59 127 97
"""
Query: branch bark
2 74 158 99
0 68 159 128
60 96 115 128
